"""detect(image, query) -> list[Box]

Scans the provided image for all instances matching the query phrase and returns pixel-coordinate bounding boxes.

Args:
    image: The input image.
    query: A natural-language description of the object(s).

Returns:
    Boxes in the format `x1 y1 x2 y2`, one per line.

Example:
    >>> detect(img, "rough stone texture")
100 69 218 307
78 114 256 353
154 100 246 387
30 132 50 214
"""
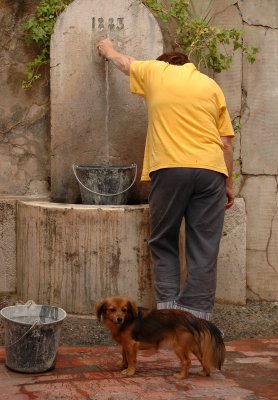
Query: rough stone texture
241 176 277 251
239 0 278 29
0 199 17 293
0 0 50 196
211 1 242 118
238 1 278 300
246 251 278 301
17 202 154 313
0 195 50 295
241 26 278 175
241 176 278 300
17 199 246 313
216 198 246 305
212 1 243 196
50 0 163 204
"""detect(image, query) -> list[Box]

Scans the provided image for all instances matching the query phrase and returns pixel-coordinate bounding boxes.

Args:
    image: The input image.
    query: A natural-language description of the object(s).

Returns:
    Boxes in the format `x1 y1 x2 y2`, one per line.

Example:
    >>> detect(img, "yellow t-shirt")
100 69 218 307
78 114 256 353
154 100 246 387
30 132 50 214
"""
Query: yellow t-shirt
130 60 235 181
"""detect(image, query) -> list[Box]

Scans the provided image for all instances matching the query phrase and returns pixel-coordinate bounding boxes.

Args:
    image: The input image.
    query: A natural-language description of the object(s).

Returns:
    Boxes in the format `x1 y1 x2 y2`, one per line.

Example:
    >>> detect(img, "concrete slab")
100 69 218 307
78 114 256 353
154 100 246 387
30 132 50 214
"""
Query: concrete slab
0 338 277 399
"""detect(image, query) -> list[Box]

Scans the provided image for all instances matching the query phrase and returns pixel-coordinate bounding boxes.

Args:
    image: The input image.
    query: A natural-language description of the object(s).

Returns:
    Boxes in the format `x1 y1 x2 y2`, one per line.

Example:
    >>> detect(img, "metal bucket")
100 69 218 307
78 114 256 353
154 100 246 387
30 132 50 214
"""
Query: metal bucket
0 301 66 373
72 163 137 205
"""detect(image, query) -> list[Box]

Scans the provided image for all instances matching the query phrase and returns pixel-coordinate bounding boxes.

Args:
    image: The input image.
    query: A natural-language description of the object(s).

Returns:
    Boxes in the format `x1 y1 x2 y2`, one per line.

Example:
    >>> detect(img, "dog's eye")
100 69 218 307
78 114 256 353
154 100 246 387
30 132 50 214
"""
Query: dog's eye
109 307 116 312
121 307 127 313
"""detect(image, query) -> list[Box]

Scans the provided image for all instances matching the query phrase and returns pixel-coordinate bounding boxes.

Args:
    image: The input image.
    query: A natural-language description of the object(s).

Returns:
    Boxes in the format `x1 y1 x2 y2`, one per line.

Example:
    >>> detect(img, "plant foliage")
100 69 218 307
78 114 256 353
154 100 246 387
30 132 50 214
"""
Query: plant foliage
22 0 258 88
142 0 258 73
22 0 73 89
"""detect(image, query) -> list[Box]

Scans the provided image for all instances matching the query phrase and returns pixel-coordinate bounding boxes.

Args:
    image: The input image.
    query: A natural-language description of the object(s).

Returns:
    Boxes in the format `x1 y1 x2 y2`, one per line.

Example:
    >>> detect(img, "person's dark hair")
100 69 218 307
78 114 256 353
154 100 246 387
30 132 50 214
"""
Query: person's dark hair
156 51 190 65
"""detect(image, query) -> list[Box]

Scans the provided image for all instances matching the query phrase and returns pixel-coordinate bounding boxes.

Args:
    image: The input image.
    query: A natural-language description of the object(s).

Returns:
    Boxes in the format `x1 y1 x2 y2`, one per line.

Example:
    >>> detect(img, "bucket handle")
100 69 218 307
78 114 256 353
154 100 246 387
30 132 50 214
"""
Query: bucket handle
5 320 42 348
72 163 137 197
5 300 42 348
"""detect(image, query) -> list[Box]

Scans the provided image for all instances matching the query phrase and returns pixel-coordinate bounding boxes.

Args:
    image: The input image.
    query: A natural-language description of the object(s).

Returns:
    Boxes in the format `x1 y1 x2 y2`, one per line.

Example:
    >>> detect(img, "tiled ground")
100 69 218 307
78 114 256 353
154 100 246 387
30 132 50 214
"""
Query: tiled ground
0 338 277 399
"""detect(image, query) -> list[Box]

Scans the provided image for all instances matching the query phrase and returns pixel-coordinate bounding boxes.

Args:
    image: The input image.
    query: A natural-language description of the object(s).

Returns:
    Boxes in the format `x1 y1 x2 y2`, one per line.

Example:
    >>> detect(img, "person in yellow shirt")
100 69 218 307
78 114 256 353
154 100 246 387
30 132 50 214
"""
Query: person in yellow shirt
97 39 234 321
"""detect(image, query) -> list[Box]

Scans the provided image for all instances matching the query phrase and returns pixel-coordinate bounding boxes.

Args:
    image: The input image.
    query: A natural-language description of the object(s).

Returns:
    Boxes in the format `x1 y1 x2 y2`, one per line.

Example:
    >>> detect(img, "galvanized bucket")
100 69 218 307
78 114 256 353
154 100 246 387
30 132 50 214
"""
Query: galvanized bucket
0 301 66 373
72 163 137 205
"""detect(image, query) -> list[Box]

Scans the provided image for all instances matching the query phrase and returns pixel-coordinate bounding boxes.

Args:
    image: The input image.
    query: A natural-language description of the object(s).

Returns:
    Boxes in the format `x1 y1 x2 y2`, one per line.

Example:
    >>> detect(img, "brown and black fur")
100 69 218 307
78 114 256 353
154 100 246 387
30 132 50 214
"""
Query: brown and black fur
96 295 225 379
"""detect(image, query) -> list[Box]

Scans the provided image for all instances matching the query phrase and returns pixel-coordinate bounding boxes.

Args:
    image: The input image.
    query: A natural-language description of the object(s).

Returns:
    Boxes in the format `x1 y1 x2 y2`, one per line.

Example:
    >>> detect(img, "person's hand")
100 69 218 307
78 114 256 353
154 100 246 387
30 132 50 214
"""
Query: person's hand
97 38 115 60
225 185 234 210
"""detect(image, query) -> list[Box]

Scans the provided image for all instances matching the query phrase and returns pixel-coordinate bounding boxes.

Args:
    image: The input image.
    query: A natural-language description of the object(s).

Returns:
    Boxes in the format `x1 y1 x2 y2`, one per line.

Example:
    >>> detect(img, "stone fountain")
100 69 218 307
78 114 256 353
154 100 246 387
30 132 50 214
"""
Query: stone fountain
16 0 246 314
17 0 164 313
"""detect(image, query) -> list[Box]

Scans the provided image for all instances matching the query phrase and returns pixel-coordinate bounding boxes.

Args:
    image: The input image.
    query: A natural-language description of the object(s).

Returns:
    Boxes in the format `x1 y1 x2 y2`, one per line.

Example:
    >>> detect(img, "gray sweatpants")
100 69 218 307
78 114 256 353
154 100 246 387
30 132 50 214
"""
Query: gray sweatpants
148 168 226 321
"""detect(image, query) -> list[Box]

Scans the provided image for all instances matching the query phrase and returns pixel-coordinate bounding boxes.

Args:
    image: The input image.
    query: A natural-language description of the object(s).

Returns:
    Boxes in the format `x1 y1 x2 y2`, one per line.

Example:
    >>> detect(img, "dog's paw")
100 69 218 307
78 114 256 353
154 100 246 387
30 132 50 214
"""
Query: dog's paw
198 369 210 377
173 372 187 380
121 368 136 377
117 361 128 370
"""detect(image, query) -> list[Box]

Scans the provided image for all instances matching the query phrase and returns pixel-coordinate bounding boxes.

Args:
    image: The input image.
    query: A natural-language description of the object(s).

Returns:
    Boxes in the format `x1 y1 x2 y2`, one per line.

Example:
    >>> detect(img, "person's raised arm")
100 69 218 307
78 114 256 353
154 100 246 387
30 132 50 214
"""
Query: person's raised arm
221 136 234 210
97 38 135 76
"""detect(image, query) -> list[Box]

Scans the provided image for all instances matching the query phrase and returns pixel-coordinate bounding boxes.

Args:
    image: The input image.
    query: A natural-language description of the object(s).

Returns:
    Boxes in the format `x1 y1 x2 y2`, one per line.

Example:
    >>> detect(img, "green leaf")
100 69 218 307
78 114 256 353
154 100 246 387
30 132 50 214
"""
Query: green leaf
22 0 73 88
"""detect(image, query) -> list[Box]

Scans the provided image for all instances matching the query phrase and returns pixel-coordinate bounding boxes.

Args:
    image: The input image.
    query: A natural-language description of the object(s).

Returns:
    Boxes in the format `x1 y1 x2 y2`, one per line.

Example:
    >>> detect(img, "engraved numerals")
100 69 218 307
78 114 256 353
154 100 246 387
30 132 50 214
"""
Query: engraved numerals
92 17 124 31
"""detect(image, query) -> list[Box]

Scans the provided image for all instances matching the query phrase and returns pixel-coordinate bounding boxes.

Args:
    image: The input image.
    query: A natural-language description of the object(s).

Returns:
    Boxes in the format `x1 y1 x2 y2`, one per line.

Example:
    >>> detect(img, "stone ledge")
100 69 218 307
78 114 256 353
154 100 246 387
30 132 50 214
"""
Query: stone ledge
0 196 246 310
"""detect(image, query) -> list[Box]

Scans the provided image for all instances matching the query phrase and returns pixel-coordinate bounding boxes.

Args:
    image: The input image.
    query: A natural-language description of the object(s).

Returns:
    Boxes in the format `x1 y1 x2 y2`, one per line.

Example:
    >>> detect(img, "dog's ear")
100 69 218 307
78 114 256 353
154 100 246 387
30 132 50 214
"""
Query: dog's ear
127 300 138 320
96 300 107 321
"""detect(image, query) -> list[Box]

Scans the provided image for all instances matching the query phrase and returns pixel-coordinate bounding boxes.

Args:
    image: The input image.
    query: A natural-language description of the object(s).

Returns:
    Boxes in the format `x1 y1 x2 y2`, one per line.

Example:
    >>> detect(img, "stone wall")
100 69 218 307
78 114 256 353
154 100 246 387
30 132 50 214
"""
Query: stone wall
237 1 278 300
0 0 277 304
0 0 50 196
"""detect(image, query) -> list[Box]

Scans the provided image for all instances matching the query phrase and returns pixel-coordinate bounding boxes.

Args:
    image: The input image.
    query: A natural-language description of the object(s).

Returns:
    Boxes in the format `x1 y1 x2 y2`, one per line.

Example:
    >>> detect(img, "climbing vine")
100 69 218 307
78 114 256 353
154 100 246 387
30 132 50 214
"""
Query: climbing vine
22 0 258 88
142 0 258 73
22 0 73 89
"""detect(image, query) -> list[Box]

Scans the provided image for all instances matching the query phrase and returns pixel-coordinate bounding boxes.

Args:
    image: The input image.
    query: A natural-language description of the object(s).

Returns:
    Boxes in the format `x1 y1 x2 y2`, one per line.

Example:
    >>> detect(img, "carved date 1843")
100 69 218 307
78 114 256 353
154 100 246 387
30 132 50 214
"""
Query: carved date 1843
92 17 124 31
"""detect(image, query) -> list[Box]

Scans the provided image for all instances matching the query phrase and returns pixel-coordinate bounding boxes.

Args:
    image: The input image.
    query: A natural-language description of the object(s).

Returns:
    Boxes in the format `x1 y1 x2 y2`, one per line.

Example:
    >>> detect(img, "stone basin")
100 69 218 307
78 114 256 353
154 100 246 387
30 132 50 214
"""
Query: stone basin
13 199 246 314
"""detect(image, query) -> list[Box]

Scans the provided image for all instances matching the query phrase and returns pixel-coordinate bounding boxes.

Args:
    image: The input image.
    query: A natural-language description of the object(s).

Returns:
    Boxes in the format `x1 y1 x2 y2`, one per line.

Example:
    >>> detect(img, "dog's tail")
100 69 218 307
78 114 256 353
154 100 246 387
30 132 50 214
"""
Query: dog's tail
195 320 225 372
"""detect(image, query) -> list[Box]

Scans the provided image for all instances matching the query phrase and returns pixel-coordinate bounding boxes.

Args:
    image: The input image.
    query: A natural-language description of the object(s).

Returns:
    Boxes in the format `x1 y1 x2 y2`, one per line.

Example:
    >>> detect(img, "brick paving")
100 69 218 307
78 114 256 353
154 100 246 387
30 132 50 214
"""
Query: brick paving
0 338 277 399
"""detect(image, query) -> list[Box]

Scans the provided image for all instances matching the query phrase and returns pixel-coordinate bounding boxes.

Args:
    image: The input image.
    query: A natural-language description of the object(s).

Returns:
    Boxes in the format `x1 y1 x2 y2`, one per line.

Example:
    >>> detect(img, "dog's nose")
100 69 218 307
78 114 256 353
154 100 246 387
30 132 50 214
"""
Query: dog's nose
117 317 123 323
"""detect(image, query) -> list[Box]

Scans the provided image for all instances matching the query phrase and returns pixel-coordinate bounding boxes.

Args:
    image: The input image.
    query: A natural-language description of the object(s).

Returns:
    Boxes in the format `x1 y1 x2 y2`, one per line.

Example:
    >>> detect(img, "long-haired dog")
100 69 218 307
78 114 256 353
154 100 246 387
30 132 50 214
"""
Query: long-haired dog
96 296 225 379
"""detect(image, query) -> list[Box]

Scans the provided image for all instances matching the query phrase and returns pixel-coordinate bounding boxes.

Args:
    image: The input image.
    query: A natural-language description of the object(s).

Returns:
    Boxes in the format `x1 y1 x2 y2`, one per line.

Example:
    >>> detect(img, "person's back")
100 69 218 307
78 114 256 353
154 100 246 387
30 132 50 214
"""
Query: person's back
130 60 233 180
